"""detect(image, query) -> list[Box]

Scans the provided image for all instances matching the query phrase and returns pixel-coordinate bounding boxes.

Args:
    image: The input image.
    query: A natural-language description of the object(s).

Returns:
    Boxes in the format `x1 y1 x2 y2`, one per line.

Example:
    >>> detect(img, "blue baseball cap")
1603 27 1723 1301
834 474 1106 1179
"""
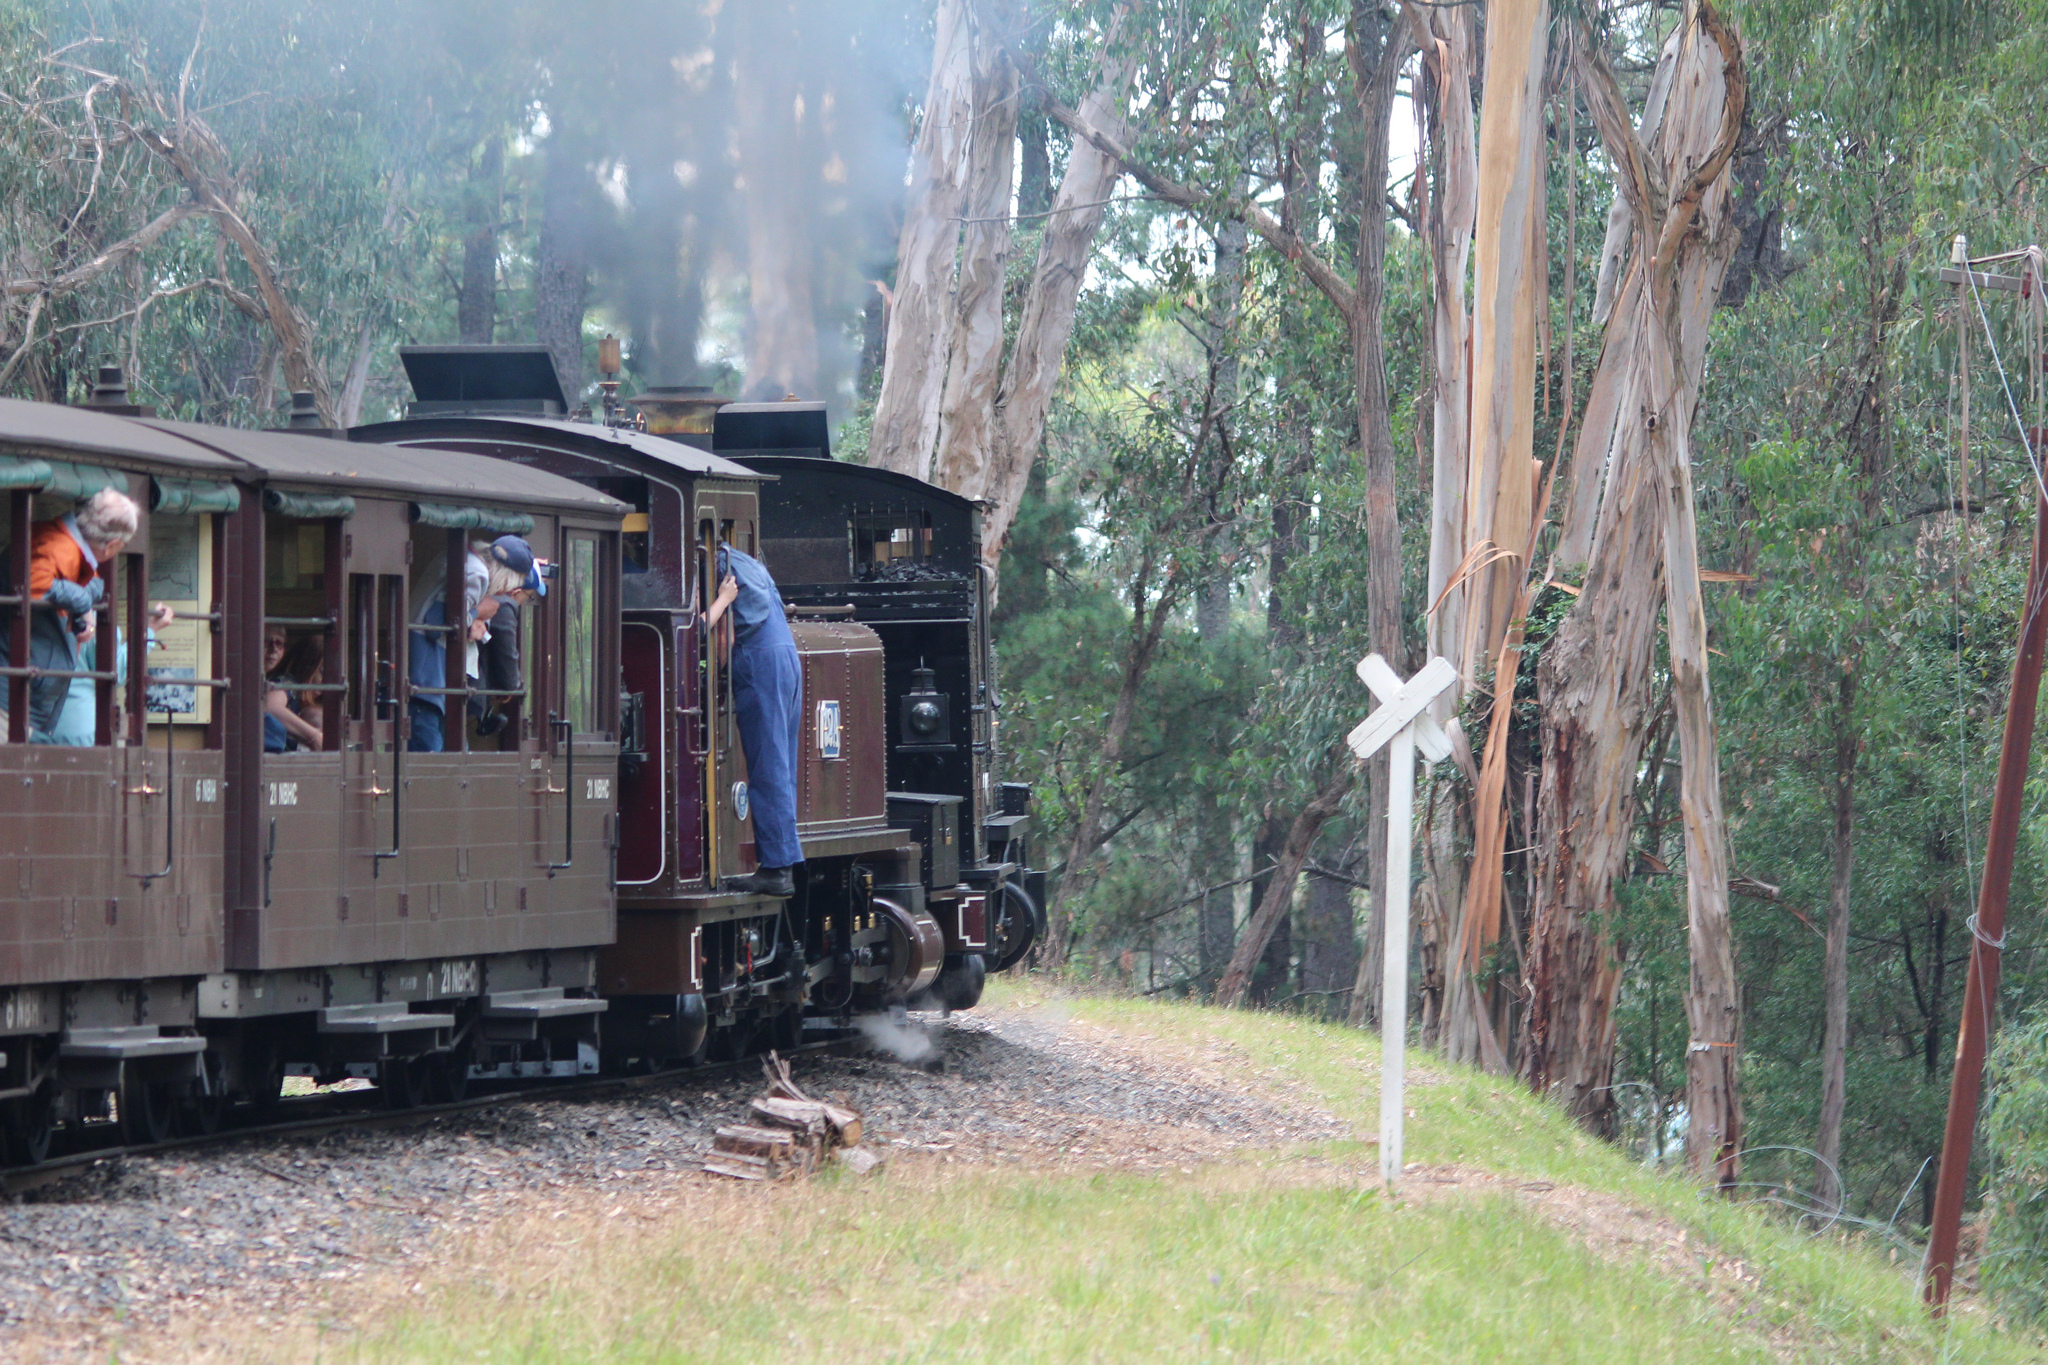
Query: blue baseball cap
490 535 547 597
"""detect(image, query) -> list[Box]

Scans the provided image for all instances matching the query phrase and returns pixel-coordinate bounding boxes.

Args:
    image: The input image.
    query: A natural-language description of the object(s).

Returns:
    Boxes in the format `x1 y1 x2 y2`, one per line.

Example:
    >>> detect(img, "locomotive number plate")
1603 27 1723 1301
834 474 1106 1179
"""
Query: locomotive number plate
267 782 298 807
585 777 612 801
817 699 842 760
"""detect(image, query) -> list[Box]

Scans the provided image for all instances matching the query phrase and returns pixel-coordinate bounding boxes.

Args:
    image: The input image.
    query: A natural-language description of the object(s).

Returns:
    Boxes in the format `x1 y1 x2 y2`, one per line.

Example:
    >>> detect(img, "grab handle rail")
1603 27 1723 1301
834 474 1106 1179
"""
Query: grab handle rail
546 713 574 875
131 704 176 885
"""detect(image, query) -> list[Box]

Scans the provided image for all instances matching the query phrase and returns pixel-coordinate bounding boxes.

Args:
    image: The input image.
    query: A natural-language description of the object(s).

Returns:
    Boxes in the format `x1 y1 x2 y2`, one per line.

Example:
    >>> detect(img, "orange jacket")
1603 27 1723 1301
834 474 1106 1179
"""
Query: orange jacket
28 518 95 601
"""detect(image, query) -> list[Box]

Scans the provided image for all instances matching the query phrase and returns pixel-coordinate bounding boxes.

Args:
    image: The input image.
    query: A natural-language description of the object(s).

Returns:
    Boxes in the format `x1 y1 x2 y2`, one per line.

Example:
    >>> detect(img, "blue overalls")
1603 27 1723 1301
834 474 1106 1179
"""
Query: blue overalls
719 545 803 869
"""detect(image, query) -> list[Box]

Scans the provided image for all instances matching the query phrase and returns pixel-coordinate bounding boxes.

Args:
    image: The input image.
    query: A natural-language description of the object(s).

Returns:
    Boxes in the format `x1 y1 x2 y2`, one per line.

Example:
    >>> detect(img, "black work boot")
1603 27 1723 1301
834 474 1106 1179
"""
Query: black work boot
728 866 795 898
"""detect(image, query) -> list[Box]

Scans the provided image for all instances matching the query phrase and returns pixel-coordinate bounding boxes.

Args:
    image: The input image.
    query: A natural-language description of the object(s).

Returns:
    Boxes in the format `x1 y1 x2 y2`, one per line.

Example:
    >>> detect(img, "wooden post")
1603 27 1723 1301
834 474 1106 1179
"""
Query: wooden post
1349 654 1456 1189
1379 722 1415 1184
1924 485 2048 1312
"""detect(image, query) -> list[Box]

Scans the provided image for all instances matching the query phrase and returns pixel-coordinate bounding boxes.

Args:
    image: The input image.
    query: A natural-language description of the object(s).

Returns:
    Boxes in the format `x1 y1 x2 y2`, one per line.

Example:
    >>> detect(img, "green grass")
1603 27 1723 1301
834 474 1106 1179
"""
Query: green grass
270 980 2041 1364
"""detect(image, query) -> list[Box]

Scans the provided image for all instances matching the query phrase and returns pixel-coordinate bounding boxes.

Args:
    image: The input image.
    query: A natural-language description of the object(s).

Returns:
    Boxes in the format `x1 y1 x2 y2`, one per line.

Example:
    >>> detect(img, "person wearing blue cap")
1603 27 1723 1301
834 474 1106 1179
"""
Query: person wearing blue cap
408 534 545 752
705 540 801 898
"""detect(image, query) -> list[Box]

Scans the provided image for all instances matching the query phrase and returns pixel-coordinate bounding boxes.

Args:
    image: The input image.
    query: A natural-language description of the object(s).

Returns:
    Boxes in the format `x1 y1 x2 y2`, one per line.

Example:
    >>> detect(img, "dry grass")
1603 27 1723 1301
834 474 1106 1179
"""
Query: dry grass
99 980 2048 1363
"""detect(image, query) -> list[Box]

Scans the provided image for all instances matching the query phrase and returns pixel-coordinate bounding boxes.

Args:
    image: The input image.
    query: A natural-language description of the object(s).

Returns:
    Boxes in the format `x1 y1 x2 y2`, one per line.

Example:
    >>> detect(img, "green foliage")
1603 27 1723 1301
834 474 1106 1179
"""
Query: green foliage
1985 1006 2048 1321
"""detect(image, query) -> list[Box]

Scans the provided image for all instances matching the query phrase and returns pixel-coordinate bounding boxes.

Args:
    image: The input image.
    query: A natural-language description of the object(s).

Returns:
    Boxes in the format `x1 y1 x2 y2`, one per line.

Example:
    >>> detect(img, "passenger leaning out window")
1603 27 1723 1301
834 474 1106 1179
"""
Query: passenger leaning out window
470 535 545 738
407 535 543 752
41 600 172 746
0 487 139 737
262 627 325 753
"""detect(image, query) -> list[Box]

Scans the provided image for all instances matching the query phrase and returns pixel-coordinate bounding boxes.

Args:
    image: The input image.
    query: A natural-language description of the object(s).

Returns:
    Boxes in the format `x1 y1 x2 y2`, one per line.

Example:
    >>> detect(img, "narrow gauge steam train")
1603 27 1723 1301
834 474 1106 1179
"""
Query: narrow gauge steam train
0 348 1042 1164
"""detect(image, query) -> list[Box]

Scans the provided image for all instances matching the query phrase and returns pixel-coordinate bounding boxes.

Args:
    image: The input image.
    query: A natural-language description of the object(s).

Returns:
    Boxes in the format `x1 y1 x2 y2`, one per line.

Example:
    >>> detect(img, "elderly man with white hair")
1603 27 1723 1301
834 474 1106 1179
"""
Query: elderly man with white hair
0 486 140 736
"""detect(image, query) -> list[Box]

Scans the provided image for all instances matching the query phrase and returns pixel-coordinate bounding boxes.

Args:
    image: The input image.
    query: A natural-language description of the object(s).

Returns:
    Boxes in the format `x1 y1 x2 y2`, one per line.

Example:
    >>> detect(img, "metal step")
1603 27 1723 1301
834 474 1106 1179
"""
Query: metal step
482 989 608 1021
316 1003 457 1035
58 1026 207 1060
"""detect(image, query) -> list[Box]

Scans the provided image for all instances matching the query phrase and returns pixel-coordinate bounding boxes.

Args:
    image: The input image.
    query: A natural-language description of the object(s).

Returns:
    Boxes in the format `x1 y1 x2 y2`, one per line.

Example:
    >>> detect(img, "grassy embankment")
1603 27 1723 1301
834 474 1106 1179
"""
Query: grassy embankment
254 979 2038 1363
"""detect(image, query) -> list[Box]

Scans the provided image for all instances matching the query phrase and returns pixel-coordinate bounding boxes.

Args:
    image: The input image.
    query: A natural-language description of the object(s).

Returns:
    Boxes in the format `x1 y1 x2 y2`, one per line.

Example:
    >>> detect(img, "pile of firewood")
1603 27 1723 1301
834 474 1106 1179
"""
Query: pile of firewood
703 1053 876 1181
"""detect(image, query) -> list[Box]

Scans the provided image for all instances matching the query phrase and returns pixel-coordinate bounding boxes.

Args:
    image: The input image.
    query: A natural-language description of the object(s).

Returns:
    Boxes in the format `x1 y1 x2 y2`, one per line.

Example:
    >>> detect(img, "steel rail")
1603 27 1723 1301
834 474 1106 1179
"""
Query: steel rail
1 1031 864 1194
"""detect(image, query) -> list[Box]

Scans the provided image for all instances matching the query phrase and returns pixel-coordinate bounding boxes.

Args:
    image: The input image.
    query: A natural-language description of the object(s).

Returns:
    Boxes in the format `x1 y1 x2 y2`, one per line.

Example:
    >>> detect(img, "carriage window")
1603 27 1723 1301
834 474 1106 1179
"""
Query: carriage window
564 533 598 734
144 512 213 728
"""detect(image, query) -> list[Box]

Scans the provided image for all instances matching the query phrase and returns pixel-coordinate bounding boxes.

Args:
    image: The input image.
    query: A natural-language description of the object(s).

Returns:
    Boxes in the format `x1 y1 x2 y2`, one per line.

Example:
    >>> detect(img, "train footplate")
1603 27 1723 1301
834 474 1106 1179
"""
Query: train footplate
57 1027 206 1090
482 989 609 1021
315 1003 457 1035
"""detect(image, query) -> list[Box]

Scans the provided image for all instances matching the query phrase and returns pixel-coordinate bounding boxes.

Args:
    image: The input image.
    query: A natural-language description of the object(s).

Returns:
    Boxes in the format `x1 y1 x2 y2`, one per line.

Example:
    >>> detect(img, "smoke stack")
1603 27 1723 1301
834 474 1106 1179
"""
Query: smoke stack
80 364 153 417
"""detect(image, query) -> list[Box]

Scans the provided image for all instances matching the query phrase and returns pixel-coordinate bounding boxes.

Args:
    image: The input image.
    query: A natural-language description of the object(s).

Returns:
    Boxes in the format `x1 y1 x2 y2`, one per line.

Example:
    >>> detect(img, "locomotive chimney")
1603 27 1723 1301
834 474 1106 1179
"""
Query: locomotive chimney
78 363 154 417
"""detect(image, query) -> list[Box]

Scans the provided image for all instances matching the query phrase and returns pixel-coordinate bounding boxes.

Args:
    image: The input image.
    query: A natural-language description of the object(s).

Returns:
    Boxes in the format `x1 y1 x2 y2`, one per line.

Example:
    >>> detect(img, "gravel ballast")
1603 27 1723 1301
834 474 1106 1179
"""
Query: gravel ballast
0 1001 1348 1362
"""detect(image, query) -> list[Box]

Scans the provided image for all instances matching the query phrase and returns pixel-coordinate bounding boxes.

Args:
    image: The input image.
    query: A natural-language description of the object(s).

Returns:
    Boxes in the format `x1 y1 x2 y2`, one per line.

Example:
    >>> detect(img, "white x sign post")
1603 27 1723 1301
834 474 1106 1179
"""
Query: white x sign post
1347 653 1456 1187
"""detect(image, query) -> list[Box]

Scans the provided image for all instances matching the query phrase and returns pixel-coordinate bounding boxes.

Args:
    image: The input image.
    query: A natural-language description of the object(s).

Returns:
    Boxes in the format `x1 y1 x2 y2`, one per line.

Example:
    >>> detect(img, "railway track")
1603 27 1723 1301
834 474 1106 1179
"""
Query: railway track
2 1030 867 1196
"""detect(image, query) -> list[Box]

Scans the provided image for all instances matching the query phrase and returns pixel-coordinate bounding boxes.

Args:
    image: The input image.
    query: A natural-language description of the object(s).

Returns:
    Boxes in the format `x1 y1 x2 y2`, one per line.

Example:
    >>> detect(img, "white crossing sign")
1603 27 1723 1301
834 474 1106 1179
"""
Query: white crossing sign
1350 653 1456 1188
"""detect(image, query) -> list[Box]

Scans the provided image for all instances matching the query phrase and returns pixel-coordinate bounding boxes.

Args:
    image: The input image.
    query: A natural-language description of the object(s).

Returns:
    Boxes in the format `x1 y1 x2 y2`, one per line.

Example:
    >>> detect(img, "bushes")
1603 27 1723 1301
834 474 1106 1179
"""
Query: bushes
1985 1006 2048 1321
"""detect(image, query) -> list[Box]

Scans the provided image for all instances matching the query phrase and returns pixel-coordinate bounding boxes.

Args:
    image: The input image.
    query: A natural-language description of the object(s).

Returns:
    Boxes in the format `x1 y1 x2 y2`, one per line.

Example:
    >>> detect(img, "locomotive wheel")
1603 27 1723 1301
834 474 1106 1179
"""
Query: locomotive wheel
378 1057 425 1111
875 896 944 1002
118 1069 176 1146
768 1007 802 1054
990 880 1043 972
6 1085 55 1166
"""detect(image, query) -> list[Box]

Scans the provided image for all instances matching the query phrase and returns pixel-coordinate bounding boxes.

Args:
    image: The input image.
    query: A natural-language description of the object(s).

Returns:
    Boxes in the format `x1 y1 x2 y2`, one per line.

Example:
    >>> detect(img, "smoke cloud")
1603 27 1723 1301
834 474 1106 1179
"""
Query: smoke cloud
857 1012 939 1065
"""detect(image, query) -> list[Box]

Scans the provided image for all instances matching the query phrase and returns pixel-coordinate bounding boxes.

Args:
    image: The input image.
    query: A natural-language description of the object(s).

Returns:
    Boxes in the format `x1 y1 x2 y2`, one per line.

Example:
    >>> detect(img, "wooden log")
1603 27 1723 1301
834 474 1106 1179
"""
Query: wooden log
713 1124 797 1159
752 1096 830 1139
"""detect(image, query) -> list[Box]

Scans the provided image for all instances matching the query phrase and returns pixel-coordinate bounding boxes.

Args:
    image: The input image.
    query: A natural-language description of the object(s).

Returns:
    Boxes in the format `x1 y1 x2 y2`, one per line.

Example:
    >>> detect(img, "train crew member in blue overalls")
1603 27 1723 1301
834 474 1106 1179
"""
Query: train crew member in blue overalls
705 540 801 898
408 535 544 752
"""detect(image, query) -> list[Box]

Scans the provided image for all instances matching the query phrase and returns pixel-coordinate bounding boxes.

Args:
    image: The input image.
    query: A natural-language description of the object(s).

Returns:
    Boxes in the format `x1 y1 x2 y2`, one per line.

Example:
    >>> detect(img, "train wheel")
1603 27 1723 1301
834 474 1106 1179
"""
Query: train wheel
183 1052 228 1136
6 1085 54 1166
118 1069 176 1146
431 1048 471 1105
240 1035 285 1115
991 880 1042 972
378 1057 424 1111
769 1007 802 1054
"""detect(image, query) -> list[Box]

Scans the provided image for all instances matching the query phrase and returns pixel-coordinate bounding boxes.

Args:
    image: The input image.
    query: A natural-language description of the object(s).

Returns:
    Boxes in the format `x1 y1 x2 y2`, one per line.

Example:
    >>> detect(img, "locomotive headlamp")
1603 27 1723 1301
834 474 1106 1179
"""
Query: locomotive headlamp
898 666 951 747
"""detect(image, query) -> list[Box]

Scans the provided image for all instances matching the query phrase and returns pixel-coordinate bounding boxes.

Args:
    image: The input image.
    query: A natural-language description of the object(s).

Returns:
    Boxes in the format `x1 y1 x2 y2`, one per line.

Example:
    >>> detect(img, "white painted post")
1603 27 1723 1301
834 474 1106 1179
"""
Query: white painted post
1346 653 1455 1190
1379 722 1414 1186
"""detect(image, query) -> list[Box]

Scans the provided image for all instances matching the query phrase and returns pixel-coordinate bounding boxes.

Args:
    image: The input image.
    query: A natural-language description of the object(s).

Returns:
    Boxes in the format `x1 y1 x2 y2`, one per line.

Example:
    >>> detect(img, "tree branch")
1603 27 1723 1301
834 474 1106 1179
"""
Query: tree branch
1043 98 1361 318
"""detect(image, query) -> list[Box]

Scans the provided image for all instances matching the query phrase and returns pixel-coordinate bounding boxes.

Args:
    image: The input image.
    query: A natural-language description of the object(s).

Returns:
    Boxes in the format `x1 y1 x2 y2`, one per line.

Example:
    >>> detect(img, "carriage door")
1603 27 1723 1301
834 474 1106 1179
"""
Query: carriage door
697 506 757 885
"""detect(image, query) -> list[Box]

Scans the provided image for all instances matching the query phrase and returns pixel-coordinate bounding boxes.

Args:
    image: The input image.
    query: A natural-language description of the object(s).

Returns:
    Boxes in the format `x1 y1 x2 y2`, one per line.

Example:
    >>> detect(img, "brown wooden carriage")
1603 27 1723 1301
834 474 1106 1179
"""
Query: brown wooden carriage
0 395 629 1154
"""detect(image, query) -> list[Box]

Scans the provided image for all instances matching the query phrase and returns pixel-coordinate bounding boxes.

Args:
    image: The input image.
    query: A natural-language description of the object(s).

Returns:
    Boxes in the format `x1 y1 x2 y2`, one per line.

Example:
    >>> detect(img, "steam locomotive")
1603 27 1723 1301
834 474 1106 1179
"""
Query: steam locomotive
0 347 1042 1163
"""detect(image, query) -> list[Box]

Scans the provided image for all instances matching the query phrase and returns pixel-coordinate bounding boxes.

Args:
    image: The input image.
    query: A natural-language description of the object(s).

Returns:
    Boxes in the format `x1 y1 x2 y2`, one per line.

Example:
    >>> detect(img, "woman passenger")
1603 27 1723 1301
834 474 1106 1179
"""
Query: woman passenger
263 632 325 752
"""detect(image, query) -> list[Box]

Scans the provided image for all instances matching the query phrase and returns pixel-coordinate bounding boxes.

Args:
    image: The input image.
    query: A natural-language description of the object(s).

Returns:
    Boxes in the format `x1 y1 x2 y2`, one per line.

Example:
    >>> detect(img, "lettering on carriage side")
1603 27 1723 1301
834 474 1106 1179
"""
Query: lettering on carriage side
437 959 479 995
585 777 612 801
267 782 298 807
817 699 842 759
193 778 219 803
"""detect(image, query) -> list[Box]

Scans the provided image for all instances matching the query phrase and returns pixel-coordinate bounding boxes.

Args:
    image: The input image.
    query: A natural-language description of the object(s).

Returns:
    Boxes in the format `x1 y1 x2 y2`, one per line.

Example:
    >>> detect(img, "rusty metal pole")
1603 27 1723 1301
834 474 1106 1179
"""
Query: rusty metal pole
1924 484 2048 1313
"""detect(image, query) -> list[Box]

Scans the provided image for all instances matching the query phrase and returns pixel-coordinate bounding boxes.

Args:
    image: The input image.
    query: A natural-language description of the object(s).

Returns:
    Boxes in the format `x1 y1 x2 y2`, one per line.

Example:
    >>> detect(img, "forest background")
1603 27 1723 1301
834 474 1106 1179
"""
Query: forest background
2 0 2047 1305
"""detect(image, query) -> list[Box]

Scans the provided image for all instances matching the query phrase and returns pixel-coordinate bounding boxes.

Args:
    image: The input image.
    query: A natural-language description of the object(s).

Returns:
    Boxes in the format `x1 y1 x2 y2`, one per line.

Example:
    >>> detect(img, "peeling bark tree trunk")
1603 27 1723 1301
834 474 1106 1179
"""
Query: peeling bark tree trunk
1342 6 1419 1033
1459 0 1548 679
982 40 1140 569
1531 2 1747 1176
932 14 1020 498
870 0 976 478
1401 7 1477 1040
1435 0 1547 1066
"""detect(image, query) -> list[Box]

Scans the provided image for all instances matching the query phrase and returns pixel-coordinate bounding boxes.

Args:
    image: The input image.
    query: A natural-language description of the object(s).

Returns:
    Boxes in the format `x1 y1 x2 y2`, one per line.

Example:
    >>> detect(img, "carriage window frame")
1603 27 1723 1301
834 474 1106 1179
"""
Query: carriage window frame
562 531 601 737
